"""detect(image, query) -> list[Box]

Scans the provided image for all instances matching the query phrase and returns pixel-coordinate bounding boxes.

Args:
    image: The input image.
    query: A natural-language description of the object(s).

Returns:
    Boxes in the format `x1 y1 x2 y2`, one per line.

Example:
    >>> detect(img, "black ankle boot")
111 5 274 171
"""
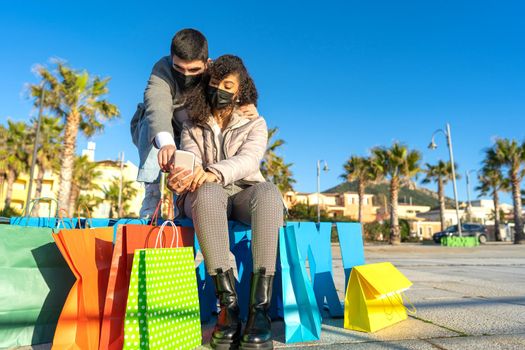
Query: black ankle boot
240 268 274 350
210 268 242 349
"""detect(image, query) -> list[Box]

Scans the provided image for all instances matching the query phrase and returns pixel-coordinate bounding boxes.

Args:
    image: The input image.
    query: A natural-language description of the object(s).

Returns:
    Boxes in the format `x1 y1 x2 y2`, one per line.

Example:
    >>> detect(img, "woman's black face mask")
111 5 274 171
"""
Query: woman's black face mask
206 86 235 109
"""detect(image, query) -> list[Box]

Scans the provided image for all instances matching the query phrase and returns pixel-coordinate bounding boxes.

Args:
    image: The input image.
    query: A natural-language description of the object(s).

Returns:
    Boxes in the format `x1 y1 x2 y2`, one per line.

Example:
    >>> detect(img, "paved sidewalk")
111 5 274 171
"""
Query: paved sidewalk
203 243 525 349
20 243 525 349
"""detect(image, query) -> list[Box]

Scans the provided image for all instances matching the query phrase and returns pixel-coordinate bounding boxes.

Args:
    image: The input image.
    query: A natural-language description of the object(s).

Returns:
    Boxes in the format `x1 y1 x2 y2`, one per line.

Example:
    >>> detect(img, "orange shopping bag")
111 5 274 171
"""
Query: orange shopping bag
99 202 194 350
51 209 114 350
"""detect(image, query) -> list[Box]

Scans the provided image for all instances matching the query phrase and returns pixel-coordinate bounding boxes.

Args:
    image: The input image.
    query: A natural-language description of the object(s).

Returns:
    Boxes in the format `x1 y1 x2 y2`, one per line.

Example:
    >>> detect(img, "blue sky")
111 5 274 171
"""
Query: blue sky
1 1 524 203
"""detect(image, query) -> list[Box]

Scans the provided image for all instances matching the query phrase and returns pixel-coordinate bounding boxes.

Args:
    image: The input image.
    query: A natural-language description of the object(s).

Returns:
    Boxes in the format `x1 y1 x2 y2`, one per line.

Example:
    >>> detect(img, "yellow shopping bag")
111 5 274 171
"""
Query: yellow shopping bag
344 262 415 333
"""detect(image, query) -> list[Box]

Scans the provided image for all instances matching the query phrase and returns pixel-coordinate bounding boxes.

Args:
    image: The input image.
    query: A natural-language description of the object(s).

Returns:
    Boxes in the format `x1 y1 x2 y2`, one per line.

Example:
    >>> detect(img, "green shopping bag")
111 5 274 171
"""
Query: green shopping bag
123 221 201 350
0 224 75 348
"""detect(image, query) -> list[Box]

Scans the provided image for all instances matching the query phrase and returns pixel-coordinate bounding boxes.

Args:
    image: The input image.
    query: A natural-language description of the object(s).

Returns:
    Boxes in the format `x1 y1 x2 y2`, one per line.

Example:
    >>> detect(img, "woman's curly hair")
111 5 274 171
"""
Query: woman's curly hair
184 54 258 126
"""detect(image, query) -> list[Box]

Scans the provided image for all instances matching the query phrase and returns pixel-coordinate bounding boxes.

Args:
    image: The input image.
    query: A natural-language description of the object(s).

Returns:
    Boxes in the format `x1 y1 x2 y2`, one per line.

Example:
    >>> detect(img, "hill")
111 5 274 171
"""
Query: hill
324 181 456 208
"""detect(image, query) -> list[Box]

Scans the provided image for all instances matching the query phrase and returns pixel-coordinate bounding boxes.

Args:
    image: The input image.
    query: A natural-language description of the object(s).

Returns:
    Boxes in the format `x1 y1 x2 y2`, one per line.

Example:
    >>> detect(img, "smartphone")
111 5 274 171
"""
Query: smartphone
173 150 195 176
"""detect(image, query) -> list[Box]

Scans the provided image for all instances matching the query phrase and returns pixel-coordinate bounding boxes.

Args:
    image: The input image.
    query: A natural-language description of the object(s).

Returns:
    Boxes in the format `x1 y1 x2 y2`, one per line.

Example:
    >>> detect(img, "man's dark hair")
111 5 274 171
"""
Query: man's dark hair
170 29 208 62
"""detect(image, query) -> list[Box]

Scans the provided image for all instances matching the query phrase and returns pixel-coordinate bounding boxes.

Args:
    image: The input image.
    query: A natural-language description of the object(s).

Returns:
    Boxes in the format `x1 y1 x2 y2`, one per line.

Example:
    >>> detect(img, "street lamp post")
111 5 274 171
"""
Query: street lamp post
466 169 476 221
317 160 329 224
429 123 463 236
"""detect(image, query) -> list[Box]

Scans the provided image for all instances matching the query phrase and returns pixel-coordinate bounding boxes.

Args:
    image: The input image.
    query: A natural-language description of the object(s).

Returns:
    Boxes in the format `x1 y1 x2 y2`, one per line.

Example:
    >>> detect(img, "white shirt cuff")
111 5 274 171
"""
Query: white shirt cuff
154 132 176 149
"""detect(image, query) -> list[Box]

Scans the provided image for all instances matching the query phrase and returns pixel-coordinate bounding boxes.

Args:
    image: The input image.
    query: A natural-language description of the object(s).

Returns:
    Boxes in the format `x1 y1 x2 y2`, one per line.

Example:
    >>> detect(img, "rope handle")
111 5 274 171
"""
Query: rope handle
154 220 180 249
76 204 93 229
396 291 417 315
150 197 175 226
55 208 74 230
384 291 417 316
22 197 59 226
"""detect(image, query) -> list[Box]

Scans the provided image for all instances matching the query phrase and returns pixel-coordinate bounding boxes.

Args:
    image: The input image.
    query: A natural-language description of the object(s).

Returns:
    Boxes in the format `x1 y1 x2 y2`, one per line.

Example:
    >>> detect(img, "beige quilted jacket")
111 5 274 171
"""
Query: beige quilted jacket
180 113 268 186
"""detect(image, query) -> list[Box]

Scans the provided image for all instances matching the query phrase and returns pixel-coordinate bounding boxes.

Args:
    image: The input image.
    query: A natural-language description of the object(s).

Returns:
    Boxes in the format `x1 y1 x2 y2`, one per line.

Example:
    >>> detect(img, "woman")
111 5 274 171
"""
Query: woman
167 55 283 350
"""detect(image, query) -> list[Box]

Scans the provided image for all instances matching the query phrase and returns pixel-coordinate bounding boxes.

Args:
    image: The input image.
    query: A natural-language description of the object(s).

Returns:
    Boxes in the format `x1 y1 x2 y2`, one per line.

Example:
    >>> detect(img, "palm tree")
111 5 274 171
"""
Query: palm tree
490 138 525 244
421 161 459 232
340 156 377 223
29 61 119 214
261 127 296 193
77 194 104 216
370 142 421 244
69 155 102 215
28 116 63 215
476 161 509 241
3 121 31 209
102 177 138 218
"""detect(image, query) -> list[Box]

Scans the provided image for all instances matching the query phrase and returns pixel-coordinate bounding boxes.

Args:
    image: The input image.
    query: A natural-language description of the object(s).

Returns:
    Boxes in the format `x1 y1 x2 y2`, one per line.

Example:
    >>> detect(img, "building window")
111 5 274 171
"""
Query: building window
13 181 26 191
427 227 433 235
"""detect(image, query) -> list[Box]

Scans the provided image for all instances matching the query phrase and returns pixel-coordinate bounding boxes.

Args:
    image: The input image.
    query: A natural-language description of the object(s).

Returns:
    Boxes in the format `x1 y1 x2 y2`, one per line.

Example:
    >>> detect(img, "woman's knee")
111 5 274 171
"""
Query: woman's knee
192 182 228 208
251 182 283 207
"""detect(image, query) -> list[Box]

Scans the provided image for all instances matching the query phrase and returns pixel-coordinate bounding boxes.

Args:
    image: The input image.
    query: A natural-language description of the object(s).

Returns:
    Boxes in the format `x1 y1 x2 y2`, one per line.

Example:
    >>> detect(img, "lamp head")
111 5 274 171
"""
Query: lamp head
428 141 438 150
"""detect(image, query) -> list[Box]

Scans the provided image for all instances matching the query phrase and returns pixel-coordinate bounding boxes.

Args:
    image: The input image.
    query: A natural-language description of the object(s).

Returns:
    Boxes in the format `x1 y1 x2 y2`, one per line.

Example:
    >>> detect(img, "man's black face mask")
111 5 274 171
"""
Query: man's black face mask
172 67 202 91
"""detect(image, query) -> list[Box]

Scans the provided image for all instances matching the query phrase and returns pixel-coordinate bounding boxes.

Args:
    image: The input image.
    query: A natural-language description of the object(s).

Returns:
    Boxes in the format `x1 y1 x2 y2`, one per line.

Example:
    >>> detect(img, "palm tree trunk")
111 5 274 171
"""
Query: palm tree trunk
68 184 80 216
358 180 365 223
438 177 446 232
32 164 45 216
4 170 16 209
58 109 80 214
0 173 6 203
510 171 524 244
390 177 401 245
493 188 501 241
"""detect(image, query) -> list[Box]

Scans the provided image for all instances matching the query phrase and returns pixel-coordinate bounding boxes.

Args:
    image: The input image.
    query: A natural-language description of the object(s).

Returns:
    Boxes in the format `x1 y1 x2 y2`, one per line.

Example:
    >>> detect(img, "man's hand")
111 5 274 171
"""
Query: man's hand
158 145 176 172
238 103 259 120
167 167 193 195
188 166 219 192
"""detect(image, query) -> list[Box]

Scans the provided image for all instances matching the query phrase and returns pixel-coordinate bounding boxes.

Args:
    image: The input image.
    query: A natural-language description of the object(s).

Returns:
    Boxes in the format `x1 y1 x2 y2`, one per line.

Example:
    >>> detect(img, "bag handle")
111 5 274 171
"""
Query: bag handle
150 197 175 226
56 208 74 230
383 291 417 316
22 197 59 226
76 204 93 229
393 291 417 315
154 220 180 249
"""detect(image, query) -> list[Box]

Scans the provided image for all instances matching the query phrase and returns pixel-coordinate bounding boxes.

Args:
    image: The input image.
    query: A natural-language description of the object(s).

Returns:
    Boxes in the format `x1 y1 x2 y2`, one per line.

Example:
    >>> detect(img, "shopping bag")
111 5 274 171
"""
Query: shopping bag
344 262 415 333
51 222 114 349
99 204 194 350
280 224 322 343
123 221 201 349
0 223 75 347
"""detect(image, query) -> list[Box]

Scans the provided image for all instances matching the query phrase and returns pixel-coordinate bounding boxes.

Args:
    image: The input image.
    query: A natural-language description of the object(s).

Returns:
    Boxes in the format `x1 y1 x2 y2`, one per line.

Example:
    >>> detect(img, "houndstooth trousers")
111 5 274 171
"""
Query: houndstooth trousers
183 182 284 275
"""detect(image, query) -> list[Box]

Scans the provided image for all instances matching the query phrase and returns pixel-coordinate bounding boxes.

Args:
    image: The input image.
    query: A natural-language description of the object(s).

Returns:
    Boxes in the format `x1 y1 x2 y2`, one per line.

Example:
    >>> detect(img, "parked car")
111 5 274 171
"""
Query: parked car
433 224 488 244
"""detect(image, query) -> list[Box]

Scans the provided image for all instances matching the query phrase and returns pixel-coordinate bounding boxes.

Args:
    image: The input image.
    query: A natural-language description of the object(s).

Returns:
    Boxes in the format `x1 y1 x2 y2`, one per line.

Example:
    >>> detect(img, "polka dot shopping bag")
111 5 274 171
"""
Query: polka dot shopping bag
123 221 201 349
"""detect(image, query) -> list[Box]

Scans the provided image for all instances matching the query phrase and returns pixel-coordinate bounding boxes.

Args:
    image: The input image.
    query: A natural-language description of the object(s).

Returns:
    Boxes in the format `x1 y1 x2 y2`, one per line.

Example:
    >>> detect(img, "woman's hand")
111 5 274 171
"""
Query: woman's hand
167 167 193 194
188 166 220 192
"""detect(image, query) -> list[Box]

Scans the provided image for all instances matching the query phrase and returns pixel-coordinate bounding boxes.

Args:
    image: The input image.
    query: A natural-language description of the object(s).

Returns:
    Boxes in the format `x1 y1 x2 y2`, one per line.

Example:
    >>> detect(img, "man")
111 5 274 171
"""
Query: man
131 28 257 217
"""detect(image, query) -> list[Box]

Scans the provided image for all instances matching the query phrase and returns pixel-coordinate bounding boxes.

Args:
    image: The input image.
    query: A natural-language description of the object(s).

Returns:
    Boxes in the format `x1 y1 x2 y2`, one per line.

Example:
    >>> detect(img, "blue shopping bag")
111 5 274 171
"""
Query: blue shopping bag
280 224 322 343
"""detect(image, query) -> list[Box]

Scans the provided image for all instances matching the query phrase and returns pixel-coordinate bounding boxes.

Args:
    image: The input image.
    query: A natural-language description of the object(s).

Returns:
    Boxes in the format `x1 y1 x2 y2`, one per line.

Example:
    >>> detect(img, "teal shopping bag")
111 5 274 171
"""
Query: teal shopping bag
280 224 322 343
123 221 201 349
0 224 75 347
